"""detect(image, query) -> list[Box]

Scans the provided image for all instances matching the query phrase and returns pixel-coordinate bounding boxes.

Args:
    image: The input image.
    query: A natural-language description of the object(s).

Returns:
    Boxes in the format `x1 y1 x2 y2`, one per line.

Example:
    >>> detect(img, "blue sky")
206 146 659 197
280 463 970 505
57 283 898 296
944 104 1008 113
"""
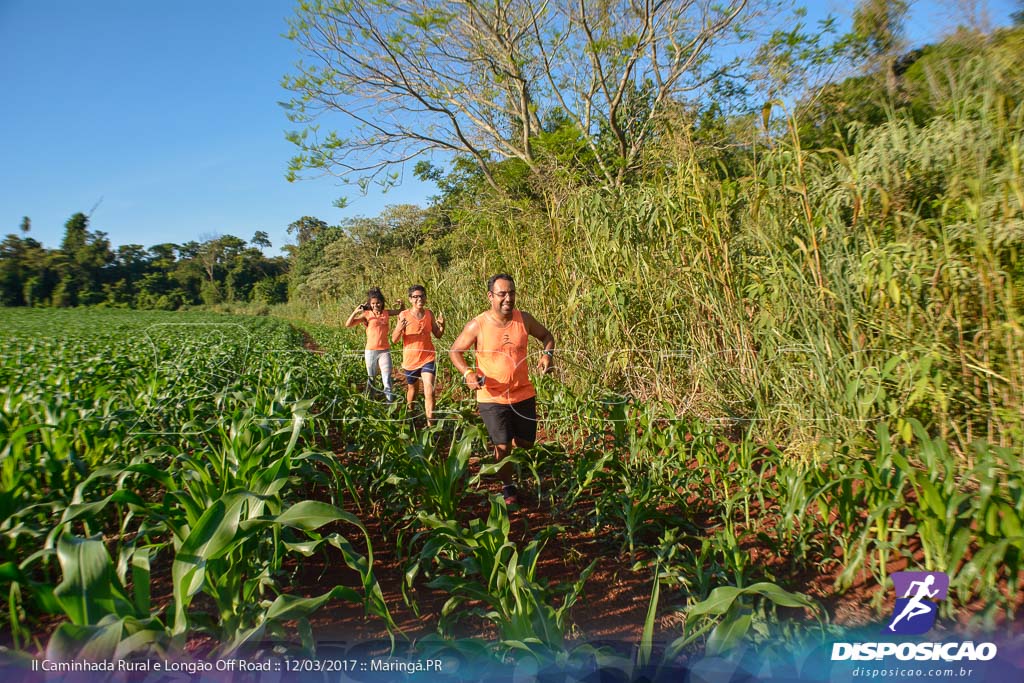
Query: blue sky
0 0 1018 256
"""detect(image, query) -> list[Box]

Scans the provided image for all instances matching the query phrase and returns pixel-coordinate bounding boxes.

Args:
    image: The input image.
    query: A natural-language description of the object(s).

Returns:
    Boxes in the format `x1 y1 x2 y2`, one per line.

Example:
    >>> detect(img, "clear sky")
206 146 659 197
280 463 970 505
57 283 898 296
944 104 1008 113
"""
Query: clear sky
0 0 1018 256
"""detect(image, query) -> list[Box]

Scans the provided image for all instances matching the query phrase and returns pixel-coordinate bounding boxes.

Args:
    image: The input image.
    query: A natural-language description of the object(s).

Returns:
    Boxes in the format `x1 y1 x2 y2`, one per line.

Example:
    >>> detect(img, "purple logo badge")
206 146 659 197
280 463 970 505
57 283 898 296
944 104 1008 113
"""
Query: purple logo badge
886 571 949 635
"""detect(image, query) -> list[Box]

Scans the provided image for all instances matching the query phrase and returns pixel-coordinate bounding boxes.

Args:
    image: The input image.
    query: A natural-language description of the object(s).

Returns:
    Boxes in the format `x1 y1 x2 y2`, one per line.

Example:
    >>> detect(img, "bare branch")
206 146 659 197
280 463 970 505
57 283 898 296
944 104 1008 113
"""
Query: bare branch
284 0 756 189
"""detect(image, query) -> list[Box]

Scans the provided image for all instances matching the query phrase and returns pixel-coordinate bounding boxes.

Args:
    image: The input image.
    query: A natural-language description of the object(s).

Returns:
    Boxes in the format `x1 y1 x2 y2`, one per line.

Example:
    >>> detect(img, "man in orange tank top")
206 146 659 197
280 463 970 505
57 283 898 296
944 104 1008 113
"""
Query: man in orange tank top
449 274 554 508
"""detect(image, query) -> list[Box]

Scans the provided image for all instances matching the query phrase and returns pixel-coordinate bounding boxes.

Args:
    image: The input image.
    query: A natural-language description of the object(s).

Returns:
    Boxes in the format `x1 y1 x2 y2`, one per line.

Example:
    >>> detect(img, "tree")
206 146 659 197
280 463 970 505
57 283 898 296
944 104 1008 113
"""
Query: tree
252 230 272 250
284 0 755 190
253 277 288 304
847 0 909 94
346 204 429 253
0 234 31 305
285 216 328 247
285 221 347 299
53 212 114 306
102 244 150 306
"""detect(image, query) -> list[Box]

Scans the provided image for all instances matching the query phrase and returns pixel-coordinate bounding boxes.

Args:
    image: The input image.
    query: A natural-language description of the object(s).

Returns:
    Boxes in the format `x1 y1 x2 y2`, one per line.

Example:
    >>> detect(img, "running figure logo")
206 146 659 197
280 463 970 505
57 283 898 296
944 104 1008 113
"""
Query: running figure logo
886 571 949 635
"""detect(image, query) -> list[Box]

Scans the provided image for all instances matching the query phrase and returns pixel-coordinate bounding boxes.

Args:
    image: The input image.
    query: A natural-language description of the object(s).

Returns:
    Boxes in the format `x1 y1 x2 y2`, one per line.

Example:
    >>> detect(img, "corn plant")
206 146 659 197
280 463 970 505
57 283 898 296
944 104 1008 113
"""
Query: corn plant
415 497 596 653
392 426 480 521
44 534 168 661
666 582 825 659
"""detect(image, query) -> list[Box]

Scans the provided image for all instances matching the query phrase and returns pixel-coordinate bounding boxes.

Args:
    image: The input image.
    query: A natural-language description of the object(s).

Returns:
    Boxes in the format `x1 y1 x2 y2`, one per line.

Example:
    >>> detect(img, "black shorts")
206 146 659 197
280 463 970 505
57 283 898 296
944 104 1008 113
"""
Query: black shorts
479 396 537 446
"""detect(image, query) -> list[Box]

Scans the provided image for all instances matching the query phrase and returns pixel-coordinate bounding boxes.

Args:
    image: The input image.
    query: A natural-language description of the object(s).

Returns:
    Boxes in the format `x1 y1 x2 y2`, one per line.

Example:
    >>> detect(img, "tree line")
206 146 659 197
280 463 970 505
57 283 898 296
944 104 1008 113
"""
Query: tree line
0 214 288 309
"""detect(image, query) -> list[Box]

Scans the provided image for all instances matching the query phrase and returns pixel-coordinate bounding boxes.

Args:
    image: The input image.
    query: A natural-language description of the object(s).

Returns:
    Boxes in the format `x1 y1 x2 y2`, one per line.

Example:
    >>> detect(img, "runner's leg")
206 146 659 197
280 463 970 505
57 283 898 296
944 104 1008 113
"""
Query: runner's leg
379 352 393 402
364 349 378 397
422 371 436 424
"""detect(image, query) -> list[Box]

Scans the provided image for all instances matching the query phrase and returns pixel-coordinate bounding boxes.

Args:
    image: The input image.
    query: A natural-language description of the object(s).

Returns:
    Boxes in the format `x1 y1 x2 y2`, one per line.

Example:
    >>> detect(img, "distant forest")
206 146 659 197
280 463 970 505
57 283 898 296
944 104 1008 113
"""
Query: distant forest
0 214 289 309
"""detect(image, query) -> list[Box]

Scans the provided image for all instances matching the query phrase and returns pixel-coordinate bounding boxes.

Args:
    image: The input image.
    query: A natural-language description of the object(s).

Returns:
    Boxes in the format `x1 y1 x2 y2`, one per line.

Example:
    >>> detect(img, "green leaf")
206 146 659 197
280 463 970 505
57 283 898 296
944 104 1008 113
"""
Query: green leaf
275 500 358 530
47 619 123 661
740 582 817 609
265 585 362 622
638 564 660 668
706 609 753 656
686 586 744 616
1000 503 1023 538
0 562 22 582
171 496 246 634
53 535 136 626
918 479 945 518
131 547 151 614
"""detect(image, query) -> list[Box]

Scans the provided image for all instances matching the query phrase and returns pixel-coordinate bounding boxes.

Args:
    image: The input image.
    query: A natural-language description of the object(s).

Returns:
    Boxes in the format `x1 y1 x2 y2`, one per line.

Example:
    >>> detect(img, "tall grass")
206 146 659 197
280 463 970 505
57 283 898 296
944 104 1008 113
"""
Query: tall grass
289 39 1021 458
323 42 1021 459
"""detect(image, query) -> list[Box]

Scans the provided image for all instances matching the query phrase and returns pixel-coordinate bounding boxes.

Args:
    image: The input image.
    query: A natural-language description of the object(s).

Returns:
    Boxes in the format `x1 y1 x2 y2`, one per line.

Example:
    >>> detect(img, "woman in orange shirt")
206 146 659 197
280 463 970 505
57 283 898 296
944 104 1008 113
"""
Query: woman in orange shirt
392 284 445 424
345 287 403 402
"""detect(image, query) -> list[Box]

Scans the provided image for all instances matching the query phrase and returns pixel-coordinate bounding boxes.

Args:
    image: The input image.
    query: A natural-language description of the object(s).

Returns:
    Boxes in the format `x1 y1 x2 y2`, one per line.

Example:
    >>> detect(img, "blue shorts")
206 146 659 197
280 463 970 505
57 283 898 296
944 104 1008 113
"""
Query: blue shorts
404 360 436 385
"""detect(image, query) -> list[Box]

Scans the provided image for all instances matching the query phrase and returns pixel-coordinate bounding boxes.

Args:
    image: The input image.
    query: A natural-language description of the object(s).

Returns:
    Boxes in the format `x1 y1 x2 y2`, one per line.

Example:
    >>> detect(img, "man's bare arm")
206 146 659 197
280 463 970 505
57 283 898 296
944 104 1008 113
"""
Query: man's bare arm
449 318 481 385
521 311 554 373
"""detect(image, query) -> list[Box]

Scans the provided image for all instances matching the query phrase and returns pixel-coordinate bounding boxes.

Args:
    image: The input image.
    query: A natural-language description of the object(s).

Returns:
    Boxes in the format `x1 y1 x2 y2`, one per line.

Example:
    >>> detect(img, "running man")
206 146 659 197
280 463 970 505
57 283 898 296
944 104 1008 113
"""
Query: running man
888 575 939 631
392 284 445 425
449 274 554 507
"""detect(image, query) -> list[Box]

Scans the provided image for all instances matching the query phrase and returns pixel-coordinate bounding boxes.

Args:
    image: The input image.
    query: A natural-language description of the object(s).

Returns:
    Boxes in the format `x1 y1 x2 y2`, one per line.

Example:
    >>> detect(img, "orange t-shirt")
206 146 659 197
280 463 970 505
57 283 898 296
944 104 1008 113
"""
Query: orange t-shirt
397 309 436 370
362 310 390 351
474 310 535 404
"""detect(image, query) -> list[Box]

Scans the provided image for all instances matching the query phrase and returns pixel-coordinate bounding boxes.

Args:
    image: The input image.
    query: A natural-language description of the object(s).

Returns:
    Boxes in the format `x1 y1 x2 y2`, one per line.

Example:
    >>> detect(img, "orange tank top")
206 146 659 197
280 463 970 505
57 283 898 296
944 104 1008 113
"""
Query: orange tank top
474 310 535 404
397 309 436 370
362 310 390 351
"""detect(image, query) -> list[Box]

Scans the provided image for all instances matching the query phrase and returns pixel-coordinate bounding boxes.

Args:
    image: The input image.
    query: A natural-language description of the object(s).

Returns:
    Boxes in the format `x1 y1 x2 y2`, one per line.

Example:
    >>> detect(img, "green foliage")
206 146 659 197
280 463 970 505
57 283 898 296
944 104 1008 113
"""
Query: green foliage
6 13 1024 667
0 310 391 656
417 497 596 652
669 582 825 659
0 215 288 310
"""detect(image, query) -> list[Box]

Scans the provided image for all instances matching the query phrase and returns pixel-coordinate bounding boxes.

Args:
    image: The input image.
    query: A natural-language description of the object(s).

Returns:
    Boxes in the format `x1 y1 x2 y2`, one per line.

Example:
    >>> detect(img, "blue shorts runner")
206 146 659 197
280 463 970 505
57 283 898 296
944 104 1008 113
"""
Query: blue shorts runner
404 360 436 385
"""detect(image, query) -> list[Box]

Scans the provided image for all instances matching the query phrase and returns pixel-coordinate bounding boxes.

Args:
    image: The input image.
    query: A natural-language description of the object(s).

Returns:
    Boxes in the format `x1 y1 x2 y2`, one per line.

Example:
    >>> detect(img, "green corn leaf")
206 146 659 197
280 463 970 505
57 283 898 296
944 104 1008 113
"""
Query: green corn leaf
58 489 146 527
638 564 660 669
275 500 359 530
918 479 945 518
705 608 753 657
985 503 1000 537
0 562 22 581
53 535 136 626
686 586 744 616
46 618 123 661
131 547 151 614
740 582 818 609
171 496 246 633
264 585 362 621
282 539 322 556
1000 503 1023 539
113 620 167 660
298 618 315 653
124 462 176 489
